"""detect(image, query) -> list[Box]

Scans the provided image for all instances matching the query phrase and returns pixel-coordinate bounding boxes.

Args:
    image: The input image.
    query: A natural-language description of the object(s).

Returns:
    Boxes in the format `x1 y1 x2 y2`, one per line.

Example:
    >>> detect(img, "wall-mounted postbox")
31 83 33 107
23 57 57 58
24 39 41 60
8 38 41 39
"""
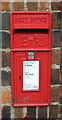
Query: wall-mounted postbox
10 11 51 107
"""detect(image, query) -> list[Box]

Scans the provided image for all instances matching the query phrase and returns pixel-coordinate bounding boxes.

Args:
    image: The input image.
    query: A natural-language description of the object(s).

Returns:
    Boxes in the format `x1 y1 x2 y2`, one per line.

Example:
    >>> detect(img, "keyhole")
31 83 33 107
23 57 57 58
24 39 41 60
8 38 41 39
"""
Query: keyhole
28 51 34 59
24 97 29 100
19 76 21 79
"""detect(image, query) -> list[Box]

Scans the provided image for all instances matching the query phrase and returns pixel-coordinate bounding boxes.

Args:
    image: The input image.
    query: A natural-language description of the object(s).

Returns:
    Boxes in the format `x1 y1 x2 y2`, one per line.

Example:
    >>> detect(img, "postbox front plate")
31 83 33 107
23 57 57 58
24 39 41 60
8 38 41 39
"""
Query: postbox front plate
11 51 50 106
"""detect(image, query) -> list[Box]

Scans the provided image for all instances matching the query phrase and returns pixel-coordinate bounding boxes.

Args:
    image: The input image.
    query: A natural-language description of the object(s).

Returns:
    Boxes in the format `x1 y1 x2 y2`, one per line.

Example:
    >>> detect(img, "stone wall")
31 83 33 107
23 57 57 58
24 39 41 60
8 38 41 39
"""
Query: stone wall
0 0 62 119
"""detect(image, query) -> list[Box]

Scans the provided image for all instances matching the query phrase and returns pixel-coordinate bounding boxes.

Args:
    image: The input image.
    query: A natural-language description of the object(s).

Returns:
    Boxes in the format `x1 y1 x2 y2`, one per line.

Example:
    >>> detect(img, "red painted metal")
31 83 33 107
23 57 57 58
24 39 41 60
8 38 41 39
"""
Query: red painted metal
10 11 51 51
10 11 52 107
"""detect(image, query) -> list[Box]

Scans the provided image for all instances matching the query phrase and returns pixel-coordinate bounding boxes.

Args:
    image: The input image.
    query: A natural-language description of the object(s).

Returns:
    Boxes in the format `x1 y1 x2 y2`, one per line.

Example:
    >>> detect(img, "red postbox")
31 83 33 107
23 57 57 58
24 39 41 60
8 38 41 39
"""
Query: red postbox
10 11 51 106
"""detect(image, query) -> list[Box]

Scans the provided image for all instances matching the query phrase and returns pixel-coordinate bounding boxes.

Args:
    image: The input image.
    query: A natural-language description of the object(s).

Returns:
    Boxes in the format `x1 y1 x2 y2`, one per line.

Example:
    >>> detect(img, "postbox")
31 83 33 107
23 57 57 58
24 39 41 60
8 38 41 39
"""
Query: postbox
10 11 51 106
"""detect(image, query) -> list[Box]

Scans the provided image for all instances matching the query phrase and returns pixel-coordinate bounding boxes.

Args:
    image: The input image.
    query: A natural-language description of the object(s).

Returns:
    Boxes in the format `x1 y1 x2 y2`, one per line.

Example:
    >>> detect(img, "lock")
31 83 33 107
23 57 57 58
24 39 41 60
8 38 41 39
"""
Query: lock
28 51 34 59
